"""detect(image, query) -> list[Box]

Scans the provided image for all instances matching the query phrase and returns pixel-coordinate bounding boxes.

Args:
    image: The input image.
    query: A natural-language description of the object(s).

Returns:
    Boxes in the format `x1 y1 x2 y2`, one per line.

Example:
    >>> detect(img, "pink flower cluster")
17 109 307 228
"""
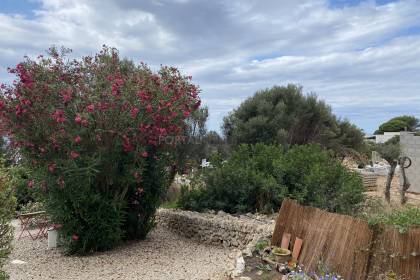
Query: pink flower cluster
0 46 200 190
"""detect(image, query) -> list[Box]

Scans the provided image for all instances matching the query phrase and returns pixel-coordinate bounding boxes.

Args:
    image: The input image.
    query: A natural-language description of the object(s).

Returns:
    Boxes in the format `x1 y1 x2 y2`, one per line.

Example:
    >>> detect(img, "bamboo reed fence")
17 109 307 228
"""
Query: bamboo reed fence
271 199 420 280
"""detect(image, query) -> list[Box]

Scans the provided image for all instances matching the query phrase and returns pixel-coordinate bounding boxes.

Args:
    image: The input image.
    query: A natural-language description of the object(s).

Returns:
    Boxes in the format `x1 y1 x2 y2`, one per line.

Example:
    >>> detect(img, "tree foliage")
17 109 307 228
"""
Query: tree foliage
375 115 419 134
222 85 365 157
171 106 208 174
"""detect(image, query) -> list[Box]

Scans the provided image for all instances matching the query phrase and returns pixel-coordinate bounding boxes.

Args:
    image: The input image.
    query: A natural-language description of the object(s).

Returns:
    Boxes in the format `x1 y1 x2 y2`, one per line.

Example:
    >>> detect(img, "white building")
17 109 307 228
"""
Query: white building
365 132 401 144
400 132 420 194
374 132 401 144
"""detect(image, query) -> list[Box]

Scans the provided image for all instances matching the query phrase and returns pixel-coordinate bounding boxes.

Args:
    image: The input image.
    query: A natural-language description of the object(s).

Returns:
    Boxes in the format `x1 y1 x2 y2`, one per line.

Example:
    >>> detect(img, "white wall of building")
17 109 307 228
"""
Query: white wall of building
375 132 400 144
400 132 420 194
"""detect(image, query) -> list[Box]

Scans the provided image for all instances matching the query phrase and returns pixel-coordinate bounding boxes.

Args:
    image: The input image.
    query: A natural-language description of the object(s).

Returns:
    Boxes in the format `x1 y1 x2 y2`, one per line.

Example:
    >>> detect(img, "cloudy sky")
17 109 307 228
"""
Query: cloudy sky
1 0 420 134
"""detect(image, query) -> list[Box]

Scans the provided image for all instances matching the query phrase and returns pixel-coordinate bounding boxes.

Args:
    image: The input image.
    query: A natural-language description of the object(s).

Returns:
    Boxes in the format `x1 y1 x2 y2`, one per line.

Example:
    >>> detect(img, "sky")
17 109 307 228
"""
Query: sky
1 0 420 134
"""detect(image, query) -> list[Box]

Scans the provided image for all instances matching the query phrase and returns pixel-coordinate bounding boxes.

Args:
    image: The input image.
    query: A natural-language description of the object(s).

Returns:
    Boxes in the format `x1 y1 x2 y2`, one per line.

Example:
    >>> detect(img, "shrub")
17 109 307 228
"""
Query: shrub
367 206 420 234
179 144 287 213
281 145 365 214
179 144 364 214
9 165 37 210
19 201 45 214
0 159 15 280
0 47 200 254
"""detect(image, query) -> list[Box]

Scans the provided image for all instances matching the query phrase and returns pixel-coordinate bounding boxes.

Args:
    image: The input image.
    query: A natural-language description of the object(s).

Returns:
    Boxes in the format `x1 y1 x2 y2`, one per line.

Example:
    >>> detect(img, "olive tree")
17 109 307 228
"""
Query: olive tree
376 136 400 203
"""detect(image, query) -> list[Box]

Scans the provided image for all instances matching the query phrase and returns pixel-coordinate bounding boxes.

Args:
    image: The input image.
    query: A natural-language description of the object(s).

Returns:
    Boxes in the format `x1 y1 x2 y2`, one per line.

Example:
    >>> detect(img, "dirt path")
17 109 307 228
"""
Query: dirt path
366 174 420 207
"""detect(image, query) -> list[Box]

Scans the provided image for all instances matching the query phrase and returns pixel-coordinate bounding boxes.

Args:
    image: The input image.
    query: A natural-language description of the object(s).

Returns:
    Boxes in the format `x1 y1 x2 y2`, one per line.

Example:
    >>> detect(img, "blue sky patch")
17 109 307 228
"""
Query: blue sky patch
0 0 40 18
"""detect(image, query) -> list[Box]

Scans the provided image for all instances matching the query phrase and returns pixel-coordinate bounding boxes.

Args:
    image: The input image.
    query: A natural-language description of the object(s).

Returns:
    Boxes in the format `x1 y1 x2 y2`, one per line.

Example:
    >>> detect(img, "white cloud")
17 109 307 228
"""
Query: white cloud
1 0 420 133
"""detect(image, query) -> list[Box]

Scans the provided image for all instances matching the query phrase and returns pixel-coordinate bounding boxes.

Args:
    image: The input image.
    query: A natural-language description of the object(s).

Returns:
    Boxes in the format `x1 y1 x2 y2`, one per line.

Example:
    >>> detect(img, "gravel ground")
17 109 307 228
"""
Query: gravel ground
5 221 234 280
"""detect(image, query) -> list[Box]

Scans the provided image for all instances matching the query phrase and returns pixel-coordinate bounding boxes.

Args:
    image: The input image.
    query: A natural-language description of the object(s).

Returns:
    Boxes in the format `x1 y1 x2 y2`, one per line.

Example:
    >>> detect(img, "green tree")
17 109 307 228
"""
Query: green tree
202 130 228 158
375 115 419 134
222 84 365 157
171 106 209 176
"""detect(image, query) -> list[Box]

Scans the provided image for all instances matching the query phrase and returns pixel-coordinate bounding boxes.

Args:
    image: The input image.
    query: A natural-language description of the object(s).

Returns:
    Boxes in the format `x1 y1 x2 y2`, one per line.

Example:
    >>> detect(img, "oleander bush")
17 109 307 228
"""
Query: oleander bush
0 159 16 280
179 144 364 214
0 46 200 254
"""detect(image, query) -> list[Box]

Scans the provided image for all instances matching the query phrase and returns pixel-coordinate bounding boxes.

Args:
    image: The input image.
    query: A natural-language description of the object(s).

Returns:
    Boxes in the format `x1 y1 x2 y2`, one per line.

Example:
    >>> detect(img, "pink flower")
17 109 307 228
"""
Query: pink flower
74 115 82 124
130 108 139 119
60 89 72 103
52 109 66 123
86 104 95 112
146 104 153 113
62 95 72 102
74 135 81 143
115 78 124 86
27 180 34 188
133 172 141 180
48 163 56 173
122 135 133 153
141 151 148 158
70 151 80 159
71 234 79 241
183 111 190 118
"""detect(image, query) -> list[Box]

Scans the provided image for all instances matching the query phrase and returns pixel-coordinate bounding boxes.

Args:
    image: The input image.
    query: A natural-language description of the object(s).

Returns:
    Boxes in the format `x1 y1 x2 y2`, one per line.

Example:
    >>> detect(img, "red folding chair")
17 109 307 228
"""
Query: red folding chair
18 211 48 240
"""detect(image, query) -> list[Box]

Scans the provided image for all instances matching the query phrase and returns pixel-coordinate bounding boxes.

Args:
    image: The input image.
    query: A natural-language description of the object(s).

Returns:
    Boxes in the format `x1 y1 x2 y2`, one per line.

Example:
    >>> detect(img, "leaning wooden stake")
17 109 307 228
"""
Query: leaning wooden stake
281 233 291 249
292 237 303 262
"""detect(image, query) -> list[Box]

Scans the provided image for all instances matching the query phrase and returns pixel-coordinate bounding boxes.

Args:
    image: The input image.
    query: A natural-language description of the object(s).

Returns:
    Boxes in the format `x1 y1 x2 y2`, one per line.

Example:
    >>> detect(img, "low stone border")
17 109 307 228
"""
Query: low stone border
156 208 275 249
156 209 276 278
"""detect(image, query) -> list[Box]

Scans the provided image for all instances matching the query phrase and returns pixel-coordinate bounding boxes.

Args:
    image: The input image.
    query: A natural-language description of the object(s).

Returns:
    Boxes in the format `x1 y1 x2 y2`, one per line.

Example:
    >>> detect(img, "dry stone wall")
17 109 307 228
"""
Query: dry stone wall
156 208 275 249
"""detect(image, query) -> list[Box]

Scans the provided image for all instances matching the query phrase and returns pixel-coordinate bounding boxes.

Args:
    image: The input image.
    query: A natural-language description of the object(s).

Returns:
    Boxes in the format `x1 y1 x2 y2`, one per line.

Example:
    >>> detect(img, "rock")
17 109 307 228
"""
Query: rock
231 255 245 277
217 210 227 216
10 259 27 265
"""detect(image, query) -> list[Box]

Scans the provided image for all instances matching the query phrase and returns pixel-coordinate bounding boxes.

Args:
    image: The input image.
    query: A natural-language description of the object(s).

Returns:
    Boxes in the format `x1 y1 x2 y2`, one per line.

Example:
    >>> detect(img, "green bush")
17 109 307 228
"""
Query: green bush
9 165 37 210
0 160 16 280
179 144 286 213
281 145 365 214
1 47 200 254
367 206 420 233
179 144 365 214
